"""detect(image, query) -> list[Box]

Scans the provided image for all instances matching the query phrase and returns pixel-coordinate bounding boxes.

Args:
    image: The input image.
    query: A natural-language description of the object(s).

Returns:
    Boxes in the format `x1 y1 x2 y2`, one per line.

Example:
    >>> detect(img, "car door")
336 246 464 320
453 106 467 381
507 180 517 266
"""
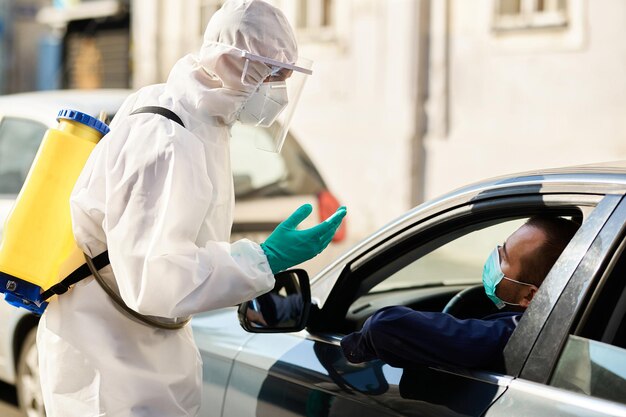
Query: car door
485 194 626 417
221 192 607 417
193 307 261 417
227 333 511 417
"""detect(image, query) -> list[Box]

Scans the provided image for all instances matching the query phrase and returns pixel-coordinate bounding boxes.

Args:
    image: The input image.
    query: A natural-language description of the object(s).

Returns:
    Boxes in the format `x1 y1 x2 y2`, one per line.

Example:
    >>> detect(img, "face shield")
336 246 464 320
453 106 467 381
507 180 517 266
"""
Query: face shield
237 51 313 153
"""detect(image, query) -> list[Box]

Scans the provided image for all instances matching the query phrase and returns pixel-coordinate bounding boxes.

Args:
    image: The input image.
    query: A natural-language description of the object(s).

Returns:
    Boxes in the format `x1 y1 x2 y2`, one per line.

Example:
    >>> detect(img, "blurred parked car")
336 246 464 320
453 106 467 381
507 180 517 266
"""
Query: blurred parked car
194 162 626 416
0 89 346 417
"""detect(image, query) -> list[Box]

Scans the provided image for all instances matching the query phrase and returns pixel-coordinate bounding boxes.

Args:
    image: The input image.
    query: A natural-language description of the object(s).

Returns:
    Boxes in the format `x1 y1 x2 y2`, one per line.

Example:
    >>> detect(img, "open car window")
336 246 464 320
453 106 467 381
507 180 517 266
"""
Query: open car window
346 218 528 328
311 193 608 365
369 219 526 293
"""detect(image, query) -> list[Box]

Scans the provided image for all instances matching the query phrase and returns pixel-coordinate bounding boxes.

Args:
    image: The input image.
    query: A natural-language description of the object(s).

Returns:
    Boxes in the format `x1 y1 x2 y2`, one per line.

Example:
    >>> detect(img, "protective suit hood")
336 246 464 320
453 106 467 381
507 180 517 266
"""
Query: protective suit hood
166 0 298 126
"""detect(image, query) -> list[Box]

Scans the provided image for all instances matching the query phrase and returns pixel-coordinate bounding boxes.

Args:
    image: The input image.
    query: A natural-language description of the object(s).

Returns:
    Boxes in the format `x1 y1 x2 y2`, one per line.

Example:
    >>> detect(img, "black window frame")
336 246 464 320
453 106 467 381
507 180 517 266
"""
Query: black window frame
517 194 626 383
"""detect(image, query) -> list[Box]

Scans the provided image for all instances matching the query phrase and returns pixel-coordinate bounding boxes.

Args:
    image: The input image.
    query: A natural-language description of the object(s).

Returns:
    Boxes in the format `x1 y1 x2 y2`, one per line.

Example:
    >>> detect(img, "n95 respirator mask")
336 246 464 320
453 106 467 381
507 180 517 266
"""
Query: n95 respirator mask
238 81 288 127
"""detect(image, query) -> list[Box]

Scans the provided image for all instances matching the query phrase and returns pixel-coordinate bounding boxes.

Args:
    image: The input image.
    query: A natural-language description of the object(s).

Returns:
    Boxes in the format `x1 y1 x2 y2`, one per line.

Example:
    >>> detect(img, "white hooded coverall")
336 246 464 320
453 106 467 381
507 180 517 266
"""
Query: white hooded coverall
37 1 299 415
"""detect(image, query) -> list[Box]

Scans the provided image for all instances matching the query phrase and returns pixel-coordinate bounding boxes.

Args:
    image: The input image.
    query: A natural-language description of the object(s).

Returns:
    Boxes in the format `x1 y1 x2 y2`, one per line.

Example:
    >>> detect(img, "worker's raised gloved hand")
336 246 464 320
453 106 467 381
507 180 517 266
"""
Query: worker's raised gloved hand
261 204 347 274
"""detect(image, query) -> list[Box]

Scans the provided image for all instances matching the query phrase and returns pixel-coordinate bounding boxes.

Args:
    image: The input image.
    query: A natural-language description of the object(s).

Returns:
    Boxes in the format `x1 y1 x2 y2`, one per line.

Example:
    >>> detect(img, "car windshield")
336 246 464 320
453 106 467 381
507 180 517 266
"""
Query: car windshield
231 123 288 197
230 122 326 199
0 117 47 194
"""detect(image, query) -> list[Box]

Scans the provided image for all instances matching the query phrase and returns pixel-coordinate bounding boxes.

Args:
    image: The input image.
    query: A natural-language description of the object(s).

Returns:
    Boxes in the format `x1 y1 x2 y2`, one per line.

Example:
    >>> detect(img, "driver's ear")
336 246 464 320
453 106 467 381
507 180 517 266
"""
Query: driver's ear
519 285 538 308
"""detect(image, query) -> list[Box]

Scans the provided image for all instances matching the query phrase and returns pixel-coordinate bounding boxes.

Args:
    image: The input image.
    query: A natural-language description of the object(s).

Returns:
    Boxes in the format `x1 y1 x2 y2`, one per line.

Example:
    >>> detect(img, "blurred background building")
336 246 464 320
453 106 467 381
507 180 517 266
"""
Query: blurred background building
1 0 625 240
423 0 626 203
1 0 130 92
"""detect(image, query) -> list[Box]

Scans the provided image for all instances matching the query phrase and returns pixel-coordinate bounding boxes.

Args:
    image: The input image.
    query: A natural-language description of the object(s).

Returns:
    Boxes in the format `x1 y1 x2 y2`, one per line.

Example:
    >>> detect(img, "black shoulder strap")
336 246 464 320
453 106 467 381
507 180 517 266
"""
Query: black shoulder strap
130 106 185 128
40 251 110 301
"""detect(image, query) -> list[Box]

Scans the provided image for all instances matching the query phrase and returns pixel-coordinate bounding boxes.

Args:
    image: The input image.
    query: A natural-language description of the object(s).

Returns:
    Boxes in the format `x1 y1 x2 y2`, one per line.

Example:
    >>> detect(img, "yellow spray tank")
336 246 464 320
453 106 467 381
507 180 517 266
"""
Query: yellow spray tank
0 110 109 314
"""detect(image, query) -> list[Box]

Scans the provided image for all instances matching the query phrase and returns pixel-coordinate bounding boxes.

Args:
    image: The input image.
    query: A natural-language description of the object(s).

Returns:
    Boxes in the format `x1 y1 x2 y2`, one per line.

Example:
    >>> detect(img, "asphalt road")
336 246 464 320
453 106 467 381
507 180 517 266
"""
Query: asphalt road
0 381 22 417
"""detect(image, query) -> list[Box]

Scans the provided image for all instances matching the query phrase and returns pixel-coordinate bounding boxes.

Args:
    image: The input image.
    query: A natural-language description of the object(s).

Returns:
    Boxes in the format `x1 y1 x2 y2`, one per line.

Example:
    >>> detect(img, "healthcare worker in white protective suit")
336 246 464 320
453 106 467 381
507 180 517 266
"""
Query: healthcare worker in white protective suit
37 1 346 416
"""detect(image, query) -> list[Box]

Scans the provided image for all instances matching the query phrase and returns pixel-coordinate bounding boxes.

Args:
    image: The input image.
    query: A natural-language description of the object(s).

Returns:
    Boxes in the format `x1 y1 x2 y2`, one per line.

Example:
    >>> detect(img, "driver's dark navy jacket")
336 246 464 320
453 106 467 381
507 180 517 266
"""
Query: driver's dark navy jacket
341 306 522 372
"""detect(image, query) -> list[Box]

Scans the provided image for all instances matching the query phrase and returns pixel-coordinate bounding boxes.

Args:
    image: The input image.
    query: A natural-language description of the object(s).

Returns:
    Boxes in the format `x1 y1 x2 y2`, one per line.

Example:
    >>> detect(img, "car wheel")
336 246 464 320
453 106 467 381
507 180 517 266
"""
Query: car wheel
16 328 45 417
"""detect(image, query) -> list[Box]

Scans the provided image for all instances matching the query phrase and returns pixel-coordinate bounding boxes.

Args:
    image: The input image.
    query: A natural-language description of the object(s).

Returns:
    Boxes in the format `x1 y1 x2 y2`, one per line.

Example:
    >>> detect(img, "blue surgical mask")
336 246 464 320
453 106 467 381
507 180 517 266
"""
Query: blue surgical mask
482 247 507 309
482 246 537 309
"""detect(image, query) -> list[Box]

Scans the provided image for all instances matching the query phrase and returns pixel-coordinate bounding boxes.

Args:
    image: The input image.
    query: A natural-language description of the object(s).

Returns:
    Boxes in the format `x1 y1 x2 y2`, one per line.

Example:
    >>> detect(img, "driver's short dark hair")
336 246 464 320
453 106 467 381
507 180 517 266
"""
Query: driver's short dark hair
520 215 580 286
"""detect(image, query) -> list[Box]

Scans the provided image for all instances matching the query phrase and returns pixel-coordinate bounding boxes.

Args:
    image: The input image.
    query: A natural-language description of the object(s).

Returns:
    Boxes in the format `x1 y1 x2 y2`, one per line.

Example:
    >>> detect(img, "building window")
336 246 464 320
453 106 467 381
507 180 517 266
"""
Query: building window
493 0 568 31
295 0 332 30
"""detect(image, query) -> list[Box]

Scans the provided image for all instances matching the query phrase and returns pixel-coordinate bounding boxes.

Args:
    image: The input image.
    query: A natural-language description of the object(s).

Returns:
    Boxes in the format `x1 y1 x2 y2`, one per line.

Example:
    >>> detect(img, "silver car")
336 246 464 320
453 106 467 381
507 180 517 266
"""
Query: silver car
195 162 626 416
0 89 347 417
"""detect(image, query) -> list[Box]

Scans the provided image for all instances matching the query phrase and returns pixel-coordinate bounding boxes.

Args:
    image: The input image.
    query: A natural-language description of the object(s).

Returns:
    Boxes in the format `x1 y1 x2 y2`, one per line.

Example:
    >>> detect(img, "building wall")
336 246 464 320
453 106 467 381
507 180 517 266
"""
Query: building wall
424 0 626 199
285 0 421 238
132 0 202 87
6 0 51 93
0 1 9 94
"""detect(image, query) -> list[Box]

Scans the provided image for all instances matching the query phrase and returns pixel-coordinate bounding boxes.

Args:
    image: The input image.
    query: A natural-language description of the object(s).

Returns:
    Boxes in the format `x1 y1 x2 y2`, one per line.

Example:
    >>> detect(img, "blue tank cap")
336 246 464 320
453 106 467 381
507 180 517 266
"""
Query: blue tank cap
57 109 110 136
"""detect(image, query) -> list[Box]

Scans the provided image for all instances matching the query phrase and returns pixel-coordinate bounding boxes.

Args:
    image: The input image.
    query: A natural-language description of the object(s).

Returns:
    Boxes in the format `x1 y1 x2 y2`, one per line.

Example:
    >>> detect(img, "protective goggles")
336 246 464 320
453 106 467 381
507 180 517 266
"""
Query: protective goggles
238 50 313 153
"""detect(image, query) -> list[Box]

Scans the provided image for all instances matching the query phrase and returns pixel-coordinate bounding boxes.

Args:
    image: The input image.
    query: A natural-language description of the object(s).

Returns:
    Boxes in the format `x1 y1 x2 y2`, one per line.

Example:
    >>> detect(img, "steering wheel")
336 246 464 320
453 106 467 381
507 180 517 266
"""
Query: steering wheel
442 284 500 320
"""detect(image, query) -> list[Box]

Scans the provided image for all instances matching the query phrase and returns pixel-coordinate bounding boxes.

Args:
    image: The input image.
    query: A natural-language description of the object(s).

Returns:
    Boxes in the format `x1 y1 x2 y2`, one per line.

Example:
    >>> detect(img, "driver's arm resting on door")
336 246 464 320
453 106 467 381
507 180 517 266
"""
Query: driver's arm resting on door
340 306 521 372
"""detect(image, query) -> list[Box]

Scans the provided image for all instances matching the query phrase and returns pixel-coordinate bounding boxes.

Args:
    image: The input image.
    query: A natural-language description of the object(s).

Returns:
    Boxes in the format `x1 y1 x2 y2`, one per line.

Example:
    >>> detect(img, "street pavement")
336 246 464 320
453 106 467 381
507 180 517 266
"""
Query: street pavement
0 381 22 417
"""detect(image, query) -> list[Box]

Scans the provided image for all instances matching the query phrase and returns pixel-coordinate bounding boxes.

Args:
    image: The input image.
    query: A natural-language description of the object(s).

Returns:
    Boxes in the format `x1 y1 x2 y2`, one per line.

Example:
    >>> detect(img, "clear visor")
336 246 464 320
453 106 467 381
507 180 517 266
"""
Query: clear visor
238 51 313 153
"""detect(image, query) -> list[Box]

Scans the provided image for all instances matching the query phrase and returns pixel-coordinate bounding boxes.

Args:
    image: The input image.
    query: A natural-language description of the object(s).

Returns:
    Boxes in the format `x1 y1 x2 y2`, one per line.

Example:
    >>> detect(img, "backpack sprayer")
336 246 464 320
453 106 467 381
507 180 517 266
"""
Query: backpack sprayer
0 110 110 314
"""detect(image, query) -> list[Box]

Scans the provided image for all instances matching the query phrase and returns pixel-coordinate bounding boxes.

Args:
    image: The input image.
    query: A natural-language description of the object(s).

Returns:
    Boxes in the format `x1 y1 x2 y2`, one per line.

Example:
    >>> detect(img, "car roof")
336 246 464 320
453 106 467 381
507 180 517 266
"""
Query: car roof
397 160 626 235
312 160 626 282
0 89 131 127
440 160 626 203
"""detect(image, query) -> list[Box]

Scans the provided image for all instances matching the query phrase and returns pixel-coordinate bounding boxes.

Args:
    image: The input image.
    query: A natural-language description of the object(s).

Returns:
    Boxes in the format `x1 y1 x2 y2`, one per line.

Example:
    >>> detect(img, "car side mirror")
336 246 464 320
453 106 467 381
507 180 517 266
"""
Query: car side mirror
238 269 311 333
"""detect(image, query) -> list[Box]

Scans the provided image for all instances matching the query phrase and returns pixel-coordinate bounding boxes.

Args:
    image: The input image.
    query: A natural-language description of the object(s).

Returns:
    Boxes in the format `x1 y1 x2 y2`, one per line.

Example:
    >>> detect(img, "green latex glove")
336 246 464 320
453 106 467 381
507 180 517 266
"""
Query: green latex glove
261 204 347 274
